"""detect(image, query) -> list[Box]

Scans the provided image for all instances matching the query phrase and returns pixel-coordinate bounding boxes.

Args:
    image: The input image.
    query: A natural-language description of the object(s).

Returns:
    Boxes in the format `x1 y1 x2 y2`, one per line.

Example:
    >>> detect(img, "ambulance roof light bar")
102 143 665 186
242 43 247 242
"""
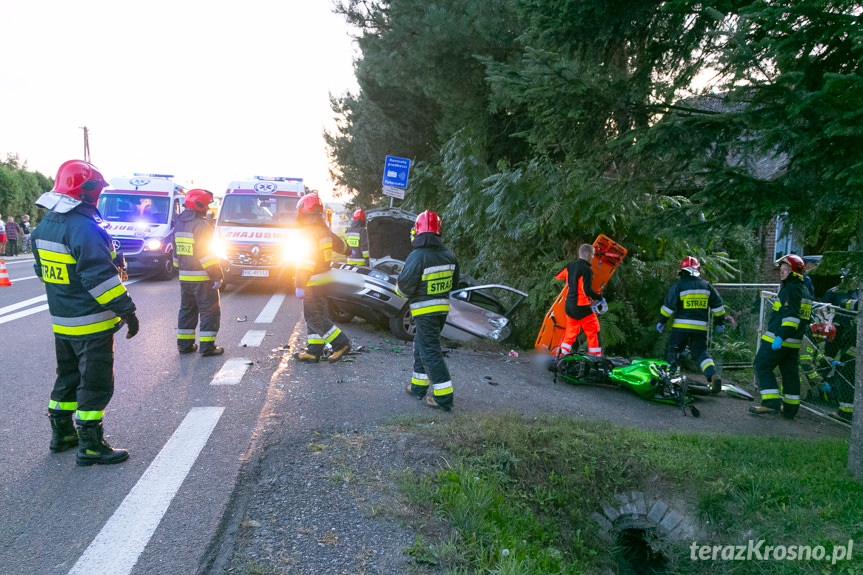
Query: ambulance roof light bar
133 173 175 179
253 176 303 182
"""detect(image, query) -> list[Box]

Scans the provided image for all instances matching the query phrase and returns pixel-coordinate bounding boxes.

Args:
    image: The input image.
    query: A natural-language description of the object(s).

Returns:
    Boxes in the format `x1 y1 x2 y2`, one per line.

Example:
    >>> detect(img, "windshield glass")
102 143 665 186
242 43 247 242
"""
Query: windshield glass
98 195 171 224
218 195 299 227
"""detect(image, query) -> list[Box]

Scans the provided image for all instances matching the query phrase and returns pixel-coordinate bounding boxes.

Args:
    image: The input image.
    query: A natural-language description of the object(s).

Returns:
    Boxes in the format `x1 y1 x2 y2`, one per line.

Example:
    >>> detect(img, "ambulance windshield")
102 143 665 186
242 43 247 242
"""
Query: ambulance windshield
98 195 171 224
218 195 299 227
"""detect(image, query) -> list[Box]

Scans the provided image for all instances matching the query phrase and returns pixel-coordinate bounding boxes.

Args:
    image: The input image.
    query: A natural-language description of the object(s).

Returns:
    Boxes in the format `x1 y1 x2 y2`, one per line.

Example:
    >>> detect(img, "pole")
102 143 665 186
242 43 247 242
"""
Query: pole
80 126 90 162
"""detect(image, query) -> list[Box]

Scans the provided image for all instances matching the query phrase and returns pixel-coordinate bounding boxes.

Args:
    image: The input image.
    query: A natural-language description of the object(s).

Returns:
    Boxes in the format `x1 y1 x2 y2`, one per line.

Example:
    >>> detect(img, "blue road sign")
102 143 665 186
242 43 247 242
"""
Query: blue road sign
382 156 411 189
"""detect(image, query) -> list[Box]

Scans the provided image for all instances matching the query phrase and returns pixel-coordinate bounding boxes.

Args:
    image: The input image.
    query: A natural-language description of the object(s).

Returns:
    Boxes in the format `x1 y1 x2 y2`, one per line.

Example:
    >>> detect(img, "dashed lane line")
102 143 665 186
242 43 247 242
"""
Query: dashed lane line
239 329 267 347
254 293 286 323
210 357 253 385
0 279 139 324
67 406 225 575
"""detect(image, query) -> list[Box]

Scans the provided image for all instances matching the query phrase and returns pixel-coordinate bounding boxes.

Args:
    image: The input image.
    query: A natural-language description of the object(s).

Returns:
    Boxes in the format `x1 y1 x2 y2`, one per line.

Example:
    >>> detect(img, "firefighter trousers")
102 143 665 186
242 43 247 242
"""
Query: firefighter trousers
666 329 717 380
560 313 601 356
49 333 115 421
178 281 221 354
754 343 800 417
302 289 348 357
409 314 453 409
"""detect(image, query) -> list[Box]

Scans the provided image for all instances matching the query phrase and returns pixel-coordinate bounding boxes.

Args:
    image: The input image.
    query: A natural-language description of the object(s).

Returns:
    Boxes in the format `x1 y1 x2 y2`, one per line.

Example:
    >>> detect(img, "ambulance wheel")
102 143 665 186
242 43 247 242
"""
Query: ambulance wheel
389 306 416 341
156 258 175 281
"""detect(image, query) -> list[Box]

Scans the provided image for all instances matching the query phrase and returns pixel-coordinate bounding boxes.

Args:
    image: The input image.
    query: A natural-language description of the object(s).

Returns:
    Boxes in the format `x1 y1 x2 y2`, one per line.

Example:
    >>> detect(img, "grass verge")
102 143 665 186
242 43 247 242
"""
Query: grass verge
393 412 862 574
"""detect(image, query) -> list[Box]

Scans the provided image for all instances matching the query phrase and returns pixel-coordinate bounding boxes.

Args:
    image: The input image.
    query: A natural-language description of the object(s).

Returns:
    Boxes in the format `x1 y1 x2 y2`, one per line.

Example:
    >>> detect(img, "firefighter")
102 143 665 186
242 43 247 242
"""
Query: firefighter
750 254 814 419
345 209 370 266
398 210 459 411
820 272 859 421
293 194 352 363
555 243 606 357
656 256 726 394
173 189 224 356
32 160 139 466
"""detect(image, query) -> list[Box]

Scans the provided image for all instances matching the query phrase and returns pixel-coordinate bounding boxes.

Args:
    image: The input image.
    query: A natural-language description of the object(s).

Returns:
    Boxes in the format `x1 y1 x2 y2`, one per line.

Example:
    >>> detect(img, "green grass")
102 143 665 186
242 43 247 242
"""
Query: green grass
392 413 863 574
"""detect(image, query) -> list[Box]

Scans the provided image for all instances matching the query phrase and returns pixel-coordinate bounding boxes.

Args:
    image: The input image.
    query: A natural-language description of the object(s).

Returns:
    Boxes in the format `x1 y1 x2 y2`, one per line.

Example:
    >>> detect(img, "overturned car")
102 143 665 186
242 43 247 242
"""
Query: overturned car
326 208 527 342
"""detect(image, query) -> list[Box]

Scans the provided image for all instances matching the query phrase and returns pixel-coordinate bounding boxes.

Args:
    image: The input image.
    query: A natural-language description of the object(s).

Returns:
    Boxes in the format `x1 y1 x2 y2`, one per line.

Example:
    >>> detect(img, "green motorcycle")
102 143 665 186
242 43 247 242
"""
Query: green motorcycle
549 354 710 416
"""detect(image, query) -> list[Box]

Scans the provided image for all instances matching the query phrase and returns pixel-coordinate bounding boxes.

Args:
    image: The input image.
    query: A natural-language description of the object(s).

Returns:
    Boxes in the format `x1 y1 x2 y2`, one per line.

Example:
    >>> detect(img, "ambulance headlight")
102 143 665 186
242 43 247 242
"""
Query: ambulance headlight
282 233 312 263
145 239 162 251
211 237 228 260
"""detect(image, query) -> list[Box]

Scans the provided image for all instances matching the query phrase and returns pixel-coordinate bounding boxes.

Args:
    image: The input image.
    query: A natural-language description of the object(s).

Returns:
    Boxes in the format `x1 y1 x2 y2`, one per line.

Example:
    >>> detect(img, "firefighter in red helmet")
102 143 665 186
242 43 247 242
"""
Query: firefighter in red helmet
750 254 813 418
293 193 353 363
345 209 370 266
555 243 606 358
398 210 459 411
173 189 224 356
656 256 727 394
32 160 139 465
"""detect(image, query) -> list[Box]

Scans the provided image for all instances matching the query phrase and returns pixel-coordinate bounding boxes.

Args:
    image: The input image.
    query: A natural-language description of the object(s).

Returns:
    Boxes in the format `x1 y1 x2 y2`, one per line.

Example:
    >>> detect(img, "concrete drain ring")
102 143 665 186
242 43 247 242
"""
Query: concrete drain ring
593 492 703 572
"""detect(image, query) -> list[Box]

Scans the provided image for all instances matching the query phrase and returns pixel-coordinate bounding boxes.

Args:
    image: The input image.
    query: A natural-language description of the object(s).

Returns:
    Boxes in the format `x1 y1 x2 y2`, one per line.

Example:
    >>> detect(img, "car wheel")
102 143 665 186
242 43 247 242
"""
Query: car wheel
155 257 175 281
389 306 416 340
327 299 355 323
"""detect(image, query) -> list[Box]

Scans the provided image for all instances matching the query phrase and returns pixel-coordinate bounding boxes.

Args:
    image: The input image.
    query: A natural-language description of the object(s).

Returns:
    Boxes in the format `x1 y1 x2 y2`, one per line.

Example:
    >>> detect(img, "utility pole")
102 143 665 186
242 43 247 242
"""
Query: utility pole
80 126 91 162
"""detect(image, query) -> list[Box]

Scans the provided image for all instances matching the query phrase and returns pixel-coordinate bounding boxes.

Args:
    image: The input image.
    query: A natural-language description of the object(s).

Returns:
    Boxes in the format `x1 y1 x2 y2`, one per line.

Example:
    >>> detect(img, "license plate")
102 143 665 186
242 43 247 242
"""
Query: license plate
241 269 269 278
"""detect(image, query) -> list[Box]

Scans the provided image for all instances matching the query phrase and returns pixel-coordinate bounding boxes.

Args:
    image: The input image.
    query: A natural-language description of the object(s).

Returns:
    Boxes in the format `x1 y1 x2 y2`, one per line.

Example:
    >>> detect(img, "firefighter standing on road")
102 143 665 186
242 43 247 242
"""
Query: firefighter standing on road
399 210 459 411
33 160 139 466
345 209 370 266
173 189 224 356
656 256 726 394
555 243 606 357
750 254 813 419
293 194 352 363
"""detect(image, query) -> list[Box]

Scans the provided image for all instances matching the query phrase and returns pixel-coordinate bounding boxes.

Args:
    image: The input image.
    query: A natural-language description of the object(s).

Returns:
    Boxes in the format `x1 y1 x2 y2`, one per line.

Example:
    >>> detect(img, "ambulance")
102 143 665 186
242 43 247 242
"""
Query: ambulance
97 173 186 280
211 176 309 288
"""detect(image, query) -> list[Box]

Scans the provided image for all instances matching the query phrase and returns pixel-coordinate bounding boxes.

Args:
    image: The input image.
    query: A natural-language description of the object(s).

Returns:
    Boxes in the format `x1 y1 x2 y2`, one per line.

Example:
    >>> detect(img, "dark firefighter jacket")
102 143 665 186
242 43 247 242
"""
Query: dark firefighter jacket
295 221 349 289
172 209 224 282
762 275 813 349
820 286 859 330
396 232 459 317
32 203 136 340
345 221 370 266
557 259 601 320
658 274 726 332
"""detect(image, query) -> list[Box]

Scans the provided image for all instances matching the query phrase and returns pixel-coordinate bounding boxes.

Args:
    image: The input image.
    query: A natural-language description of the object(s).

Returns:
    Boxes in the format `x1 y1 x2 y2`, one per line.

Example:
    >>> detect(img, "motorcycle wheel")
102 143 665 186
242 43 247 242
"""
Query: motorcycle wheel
687 382 712 396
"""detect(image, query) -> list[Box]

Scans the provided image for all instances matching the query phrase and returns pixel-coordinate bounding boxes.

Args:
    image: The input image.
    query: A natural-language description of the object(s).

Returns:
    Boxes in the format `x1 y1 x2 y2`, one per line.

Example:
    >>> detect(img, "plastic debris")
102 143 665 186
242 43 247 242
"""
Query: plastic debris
236 315 247 322
509 350 519 358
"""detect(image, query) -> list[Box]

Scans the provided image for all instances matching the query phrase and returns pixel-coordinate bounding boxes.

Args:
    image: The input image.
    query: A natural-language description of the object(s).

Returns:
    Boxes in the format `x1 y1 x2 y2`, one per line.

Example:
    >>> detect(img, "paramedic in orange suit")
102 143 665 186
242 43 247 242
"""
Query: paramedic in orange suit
555 243 606 357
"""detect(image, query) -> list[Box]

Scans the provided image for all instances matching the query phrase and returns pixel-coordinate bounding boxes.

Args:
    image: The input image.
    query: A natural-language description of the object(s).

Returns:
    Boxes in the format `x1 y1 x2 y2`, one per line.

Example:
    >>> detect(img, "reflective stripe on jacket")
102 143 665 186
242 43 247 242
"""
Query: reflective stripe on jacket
172 209 223 283
31 204 135 340
761 276 813 348
397 232 459 317
658 275 725 332
345 222 370 266
295 222 349 288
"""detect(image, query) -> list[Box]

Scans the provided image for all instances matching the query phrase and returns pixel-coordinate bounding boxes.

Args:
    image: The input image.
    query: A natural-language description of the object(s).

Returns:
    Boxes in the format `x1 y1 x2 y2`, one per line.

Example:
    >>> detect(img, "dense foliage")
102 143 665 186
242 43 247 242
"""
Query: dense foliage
328 0 861 352
0 155 52 225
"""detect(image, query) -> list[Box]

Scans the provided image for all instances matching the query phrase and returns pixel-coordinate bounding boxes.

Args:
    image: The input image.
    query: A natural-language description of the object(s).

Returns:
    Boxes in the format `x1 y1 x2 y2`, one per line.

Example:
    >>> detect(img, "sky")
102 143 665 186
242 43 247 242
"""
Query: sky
0 1 359 202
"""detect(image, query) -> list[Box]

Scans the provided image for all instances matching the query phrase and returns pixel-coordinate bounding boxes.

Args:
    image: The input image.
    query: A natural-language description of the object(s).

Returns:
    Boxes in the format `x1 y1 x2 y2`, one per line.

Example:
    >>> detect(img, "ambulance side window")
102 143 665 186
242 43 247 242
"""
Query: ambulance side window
172 199 181 224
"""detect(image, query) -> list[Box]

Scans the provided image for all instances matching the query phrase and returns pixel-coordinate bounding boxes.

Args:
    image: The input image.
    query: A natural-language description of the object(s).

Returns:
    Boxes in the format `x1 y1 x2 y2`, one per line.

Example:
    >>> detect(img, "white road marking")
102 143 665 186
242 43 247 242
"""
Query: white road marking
0 279 139 324
67 406 225 575
239 329 267 347
210 357 253 385
0 258 36 265
254 293 286 323
0 294 47 316
9 275 38 282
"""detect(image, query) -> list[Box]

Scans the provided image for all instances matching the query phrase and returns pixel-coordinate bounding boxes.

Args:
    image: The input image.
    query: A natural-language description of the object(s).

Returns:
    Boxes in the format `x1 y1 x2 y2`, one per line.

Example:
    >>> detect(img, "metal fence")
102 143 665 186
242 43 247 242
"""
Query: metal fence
756 291 857 422
709 284 781 369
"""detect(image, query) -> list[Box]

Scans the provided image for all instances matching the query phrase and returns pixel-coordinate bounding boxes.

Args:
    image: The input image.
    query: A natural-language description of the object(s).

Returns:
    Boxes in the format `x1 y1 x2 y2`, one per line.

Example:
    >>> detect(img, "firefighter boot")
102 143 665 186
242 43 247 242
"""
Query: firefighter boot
201 346 224 357
48 411 78 453
293 351 320 363
328 342 352 363
76 421 129 466
749 405 779 416
709 375 722 396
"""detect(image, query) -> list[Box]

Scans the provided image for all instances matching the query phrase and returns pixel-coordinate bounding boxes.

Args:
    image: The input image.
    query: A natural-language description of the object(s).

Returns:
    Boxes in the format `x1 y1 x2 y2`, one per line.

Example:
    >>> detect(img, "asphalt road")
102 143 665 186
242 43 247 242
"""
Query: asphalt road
0 255 849 575
0 256 307 575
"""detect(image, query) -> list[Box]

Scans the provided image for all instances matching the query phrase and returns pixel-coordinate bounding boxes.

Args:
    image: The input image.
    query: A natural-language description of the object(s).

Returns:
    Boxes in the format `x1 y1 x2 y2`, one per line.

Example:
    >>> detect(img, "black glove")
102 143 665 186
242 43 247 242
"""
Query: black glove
123 312 140 339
